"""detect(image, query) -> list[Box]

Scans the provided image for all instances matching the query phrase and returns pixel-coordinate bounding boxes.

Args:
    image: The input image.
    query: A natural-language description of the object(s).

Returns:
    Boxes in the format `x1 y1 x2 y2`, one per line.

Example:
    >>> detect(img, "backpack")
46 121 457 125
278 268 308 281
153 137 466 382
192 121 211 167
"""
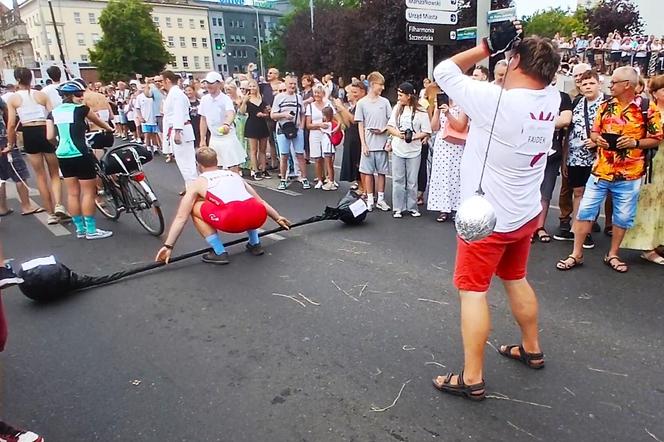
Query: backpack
328 120 344 147
639 97 659 184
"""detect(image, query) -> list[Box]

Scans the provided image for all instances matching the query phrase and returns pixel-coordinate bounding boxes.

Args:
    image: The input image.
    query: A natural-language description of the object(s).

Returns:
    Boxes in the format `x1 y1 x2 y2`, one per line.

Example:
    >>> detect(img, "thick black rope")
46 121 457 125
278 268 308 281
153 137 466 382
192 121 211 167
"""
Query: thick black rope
71 211 335 290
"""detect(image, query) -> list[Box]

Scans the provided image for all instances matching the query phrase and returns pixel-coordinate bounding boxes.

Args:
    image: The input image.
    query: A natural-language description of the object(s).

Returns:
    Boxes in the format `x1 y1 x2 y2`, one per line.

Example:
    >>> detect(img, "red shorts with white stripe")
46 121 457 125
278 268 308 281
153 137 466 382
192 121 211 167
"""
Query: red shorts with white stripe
200 198 267 233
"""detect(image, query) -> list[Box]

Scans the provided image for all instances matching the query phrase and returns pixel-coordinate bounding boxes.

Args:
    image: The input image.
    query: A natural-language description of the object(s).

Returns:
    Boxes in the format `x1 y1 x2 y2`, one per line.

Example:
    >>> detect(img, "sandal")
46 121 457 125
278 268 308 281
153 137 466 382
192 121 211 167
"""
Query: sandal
432 370 485 401
436 212 449 223
533 227 551 243
0 209 14 217
604 255 628 273
640 251 664 265
556 255 583 271
498 344 545 369
604 226 613 237
21 207 45 216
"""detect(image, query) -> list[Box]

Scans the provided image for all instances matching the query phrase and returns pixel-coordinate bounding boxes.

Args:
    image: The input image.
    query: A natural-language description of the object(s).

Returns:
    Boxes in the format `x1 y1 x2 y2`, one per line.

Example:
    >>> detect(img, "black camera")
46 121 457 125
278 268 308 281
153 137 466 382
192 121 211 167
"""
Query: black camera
404 129 414 143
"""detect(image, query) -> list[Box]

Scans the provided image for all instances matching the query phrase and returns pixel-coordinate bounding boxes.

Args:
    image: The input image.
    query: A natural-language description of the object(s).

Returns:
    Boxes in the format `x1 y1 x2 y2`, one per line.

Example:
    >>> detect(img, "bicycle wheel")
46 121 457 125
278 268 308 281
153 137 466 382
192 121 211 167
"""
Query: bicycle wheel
95 174 121 220
125 178 164 236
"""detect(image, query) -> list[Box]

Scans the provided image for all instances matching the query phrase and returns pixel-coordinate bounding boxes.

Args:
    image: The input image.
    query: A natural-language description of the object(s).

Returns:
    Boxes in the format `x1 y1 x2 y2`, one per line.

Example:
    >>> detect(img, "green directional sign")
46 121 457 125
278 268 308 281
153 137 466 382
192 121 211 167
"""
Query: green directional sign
455 26 476 41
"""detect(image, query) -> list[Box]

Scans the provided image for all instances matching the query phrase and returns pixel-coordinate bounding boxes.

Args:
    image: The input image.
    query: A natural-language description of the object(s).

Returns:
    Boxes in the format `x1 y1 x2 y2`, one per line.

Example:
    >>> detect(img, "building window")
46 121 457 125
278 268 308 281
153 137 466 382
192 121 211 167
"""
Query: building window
212 17 217 26
218 64 223 72
167 36 174 48
166 17 172 28
230 35 235 42
202 37 208 48
81 54 88 62
204 56 210 69
73 12 81 24
76 33 85 46
189 19 195 29
89 12 96 24
46 33 52 45
182 56 189 68
194 56 200 69
153 16 159 25
253 36 257 43
180 37 186 48
172 58 178 68
191 37 197 48
200 20 205 29
229 20 233 28
92 33 100 44
240 20 245 28
177 18 183 28
233 65 239 72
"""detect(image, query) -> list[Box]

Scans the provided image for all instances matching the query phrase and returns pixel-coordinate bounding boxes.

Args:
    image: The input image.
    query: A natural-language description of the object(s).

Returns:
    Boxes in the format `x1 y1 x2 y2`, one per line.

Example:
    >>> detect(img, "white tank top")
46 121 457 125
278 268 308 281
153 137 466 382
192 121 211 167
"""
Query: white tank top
15 90 48 123
201 170 251 204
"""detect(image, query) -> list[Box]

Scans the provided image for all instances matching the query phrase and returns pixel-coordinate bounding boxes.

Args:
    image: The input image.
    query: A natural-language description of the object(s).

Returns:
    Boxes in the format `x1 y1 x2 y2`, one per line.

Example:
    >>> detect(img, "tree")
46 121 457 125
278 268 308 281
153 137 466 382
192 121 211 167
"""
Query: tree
522 7 587 38
89 0 171 81
585 0 643 38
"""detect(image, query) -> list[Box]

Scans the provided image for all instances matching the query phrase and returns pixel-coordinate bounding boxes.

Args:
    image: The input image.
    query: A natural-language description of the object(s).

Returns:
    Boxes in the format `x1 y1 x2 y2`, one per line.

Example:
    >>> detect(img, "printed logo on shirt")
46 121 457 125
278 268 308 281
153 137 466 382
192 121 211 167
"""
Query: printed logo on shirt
518 111 556 166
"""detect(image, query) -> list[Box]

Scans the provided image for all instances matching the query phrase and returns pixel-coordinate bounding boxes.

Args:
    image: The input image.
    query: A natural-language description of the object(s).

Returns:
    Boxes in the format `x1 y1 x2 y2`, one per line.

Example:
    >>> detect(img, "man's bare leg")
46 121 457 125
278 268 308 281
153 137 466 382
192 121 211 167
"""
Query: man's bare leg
500 278 543 362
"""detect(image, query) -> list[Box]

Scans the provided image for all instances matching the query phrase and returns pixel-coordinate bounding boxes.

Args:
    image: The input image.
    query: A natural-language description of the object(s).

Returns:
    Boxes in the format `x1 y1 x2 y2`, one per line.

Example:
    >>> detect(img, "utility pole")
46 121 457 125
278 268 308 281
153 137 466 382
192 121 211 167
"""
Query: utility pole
46 0 70 80
476 0 490 68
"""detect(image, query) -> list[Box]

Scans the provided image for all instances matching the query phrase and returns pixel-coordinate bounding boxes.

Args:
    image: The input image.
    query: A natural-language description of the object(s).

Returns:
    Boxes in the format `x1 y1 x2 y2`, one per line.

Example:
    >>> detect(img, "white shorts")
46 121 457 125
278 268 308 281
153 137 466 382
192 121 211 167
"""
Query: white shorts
309 130 334 159
209 134 247 169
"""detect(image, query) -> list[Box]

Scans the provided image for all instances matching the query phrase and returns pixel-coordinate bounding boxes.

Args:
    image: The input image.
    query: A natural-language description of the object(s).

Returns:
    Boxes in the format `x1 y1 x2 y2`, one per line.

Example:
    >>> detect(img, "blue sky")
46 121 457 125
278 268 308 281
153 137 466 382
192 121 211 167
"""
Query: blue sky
515 0 578 17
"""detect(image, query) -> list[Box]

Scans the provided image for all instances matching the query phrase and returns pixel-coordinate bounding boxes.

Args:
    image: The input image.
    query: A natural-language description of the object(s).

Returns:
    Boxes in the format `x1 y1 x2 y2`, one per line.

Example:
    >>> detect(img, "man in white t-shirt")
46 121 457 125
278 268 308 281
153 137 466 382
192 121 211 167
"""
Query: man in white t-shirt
42 66 63 108
431 24 561 401
198 71 246 173
136 86 157 152
0 84 15 104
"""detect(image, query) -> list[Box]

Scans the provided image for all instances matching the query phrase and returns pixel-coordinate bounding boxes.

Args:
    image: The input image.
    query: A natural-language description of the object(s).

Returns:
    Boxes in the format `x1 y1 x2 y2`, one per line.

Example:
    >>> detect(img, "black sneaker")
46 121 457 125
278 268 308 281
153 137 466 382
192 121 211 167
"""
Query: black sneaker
246 242 265 256
583 234 595 249
592 221 601 233
262 170 271 179
553 226 574 241
0 421 44 442
201 251 230 265
0 266 24 289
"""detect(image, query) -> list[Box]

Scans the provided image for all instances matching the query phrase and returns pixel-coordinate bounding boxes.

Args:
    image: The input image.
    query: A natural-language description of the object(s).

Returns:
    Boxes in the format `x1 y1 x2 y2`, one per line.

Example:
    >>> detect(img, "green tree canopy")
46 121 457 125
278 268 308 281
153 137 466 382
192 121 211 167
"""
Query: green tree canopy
89 0 171 81
522 7 588 38
585 0 643 38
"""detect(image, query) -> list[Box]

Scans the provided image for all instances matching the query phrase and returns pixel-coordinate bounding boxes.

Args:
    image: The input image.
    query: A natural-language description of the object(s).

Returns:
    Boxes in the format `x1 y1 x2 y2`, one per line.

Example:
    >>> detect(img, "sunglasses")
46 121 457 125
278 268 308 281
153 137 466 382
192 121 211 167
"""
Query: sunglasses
278 89 287 92
72 91 84 98
609 80 630 87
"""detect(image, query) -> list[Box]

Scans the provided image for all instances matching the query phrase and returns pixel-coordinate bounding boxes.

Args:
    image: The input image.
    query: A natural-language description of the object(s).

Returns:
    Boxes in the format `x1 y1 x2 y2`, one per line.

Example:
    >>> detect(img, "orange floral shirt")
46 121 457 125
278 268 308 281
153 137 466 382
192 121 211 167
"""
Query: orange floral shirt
591 96 663 181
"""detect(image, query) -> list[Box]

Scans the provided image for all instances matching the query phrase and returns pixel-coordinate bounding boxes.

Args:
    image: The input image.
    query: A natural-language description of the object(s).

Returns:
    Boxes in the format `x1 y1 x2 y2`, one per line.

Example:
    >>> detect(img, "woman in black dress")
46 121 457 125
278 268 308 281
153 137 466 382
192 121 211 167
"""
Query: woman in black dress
185 85 201 148
239 79 270 180
336 80 367 193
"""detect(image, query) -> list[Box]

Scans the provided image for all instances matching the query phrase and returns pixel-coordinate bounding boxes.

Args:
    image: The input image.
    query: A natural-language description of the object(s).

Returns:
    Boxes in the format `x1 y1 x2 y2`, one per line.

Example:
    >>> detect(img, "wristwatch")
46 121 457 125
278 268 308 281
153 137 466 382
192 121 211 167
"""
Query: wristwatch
635 139 640 148
163 244 174 250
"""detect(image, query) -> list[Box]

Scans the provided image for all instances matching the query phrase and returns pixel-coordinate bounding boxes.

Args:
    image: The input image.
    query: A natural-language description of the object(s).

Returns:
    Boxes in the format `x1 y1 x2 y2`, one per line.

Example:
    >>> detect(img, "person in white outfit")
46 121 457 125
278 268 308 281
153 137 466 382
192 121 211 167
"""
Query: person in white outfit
161 70 198 188
198 71 246 173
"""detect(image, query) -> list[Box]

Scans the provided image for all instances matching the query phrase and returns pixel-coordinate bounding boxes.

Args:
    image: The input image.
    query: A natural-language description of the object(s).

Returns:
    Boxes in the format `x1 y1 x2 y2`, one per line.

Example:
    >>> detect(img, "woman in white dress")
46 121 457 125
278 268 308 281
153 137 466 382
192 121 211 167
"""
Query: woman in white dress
426 97 468 223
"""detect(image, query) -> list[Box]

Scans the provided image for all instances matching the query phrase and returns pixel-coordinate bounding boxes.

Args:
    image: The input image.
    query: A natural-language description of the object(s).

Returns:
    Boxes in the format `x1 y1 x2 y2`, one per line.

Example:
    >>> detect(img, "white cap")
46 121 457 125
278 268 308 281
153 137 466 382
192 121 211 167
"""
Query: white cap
572 63 591 77
203 71 223 84
129 79 140 86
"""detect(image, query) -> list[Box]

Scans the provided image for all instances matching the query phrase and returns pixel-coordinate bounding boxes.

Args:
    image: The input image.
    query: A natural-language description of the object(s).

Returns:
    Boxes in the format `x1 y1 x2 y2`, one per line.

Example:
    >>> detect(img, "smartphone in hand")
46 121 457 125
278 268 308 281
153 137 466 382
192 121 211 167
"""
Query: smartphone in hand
437 92 449 108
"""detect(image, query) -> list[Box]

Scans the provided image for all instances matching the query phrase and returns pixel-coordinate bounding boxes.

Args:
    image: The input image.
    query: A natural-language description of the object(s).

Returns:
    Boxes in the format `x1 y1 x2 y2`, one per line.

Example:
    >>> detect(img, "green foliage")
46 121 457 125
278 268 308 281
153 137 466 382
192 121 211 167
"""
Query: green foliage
522 7 588 38
585 0 643 38
89 0 172 82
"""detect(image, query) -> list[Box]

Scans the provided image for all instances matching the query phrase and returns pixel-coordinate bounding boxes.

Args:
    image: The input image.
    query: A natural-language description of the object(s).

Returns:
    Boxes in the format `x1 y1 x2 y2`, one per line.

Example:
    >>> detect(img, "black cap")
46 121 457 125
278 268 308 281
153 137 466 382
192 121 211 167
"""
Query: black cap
397 82 415 95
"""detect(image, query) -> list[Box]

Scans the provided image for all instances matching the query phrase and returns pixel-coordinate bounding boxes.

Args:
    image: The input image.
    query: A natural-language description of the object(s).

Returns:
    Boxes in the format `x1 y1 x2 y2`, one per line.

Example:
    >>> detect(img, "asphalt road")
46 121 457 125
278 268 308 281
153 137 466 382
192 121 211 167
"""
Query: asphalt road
1 149 663 441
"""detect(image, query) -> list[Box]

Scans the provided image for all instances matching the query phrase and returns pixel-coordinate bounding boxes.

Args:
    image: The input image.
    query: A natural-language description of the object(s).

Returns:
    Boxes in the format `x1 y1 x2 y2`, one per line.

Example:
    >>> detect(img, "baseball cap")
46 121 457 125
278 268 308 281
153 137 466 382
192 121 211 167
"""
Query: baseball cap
397 82 415 95
203 71 223 84
572 63 591 77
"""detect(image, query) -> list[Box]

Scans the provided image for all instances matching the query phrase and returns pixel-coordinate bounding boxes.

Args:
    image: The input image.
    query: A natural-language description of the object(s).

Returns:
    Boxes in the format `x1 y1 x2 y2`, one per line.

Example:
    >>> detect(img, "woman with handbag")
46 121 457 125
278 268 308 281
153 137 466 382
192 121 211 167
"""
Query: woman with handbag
426 95 468 223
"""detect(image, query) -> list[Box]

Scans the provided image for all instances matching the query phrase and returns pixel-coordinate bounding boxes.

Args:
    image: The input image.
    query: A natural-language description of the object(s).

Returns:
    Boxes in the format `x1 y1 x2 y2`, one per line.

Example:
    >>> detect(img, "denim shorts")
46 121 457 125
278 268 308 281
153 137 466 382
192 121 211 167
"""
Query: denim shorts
276 129 304 156
576 176 641 229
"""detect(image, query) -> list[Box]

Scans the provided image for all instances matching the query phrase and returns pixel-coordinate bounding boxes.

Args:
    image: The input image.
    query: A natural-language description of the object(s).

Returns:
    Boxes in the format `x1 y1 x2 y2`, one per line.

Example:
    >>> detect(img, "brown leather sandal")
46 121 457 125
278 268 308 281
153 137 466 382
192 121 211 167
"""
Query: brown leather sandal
432 370 486 401
499 344 545 369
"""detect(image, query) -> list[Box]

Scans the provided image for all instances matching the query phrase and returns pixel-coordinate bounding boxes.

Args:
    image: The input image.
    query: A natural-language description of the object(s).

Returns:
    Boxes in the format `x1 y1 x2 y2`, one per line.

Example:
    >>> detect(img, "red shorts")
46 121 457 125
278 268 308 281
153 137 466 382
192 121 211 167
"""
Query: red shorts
200 198 267 233
453 215 539 292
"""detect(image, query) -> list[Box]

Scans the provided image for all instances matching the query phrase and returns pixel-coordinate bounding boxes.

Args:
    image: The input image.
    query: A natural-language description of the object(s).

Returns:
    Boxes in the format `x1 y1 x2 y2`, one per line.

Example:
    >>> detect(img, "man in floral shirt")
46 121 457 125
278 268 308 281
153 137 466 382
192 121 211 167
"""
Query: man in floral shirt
557 66 663 273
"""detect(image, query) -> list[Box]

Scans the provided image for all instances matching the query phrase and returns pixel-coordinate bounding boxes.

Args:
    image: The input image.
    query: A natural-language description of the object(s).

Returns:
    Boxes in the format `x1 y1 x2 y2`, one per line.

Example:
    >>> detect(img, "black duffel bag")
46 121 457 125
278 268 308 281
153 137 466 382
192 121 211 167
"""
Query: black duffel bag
101 144 153 175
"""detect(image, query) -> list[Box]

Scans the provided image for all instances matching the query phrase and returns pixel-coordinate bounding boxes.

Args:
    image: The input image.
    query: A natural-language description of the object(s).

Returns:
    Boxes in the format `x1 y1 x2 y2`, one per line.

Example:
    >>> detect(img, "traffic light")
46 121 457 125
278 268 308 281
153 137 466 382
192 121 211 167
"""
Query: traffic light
215 38 223 50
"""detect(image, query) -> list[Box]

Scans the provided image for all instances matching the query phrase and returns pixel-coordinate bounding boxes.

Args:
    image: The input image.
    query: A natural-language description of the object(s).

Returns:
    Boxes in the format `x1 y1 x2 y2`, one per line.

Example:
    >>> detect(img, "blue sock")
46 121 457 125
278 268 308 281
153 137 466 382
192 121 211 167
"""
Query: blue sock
72 215 85 233
205 234 226 255
247 229 260 246
84 216 96 234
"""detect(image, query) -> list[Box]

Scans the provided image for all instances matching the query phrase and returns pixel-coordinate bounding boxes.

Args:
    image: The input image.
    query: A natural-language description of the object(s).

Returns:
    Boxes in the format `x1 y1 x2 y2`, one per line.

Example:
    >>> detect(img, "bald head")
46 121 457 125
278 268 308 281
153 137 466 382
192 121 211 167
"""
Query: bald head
613 66 639 87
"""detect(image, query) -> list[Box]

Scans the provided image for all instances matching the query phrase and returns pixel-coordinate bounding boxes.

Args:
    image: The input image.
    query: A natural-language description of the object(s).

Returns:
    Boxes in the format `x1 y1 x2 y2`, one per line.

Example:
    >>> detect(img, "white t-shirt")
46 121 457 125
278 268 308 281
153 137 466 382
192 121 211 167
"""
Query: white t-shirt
199 91 235 138
136 93 155 124
305 100 335 125
434 59 561 233
1 92 14 103
388 105 432 159
42 83 62 108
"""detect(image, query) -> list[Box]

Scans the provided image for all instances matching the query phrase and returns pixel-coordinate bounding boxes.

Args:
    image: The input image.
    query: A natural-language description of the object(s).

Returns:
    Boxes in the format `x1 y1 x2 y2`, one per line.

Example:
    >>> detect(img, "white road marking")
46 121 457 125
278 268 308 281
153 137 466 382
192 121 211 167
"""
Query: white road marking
250 179 302 196
4 185 71 236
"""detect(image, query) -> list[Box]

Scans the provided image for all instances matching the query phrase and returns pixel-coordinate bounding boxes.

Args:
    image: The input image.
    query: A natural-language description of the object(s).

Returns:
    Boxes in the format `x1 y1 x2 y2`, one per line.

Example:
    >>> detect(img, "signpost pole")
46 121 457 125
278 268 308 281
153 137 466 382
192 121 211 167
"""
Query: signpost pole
427 44 434 79
476 0 490 68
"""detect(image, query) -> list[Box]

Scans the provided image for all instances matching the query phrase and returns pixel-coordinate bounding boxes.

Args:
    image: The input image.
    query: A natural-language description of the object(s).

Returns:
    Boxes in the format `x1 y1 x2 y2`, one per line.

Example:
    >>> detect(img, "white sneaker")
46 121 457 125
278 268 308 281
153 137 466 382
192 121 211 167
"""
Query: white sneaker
366 203 374 212
314 180 324 189
375 200 391 211
322 181 337 191
393 211 402 218
54 204 68 217
410 210 422 217
86 229 113 240
47 214 59 225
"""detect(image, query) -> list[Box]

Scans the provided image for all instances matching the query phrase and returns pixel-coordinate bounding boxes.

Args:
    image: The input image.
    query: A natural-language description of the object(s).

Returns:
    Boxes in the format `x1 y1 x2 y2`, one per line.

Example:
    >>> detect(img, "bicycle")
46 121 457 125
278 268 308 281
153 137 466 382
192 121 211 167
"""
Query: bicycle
88 132 165 236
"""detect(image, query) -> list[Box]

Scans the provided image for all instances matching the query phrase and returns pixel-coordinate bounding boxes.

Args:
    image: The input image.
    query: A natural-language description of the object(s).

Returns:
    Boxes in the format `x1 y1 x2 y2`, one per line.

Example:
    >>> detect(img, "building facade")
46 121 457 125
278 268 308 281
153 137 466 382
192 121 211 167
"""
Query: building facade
18 0 212 76
198 1 282 78
0 0 36 75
